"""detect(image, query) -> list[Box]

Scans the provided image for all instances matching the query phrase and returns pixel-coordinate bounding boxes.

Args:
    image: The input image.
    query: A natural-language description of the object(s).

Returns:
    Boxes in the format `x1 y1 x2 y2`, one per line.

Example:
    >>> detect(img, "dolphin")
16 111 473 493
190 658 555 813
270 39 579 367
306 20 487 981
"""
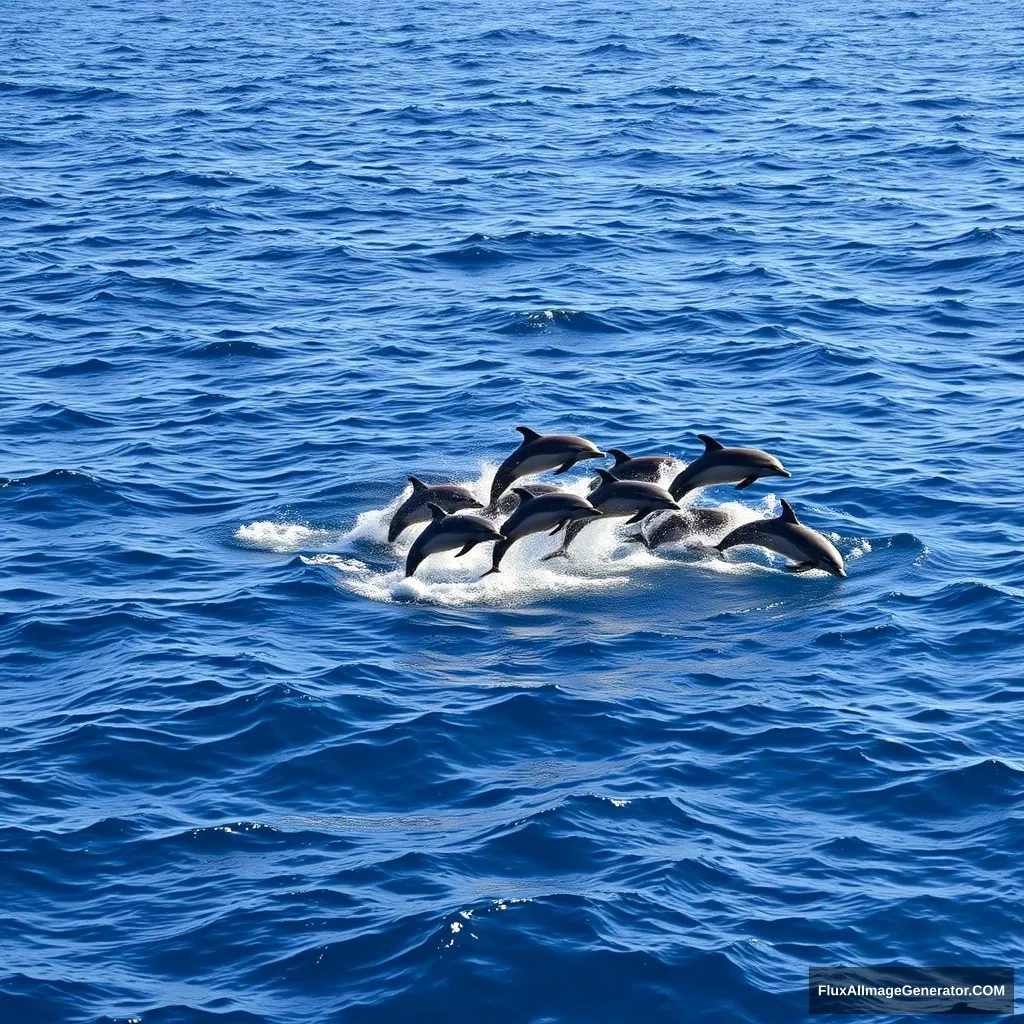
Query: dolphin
623 506 732 549
543 469 680 558
405 504 504 577
604 448 676 483
668 434 790 500
715 499 846 577
388 476 484 543
491 482 563 517
587 448 675 492
488 426 605 506
482 489 602 576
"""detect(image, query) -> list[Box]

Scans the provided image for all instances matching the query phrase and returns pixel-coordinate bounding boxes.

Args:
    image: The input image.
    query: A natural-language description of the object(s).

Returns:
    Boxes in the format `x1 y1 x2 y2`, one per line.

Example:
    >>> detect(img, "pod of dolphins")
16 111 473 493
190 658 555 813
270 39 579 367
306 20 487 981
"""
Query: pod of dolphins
392 426 847 580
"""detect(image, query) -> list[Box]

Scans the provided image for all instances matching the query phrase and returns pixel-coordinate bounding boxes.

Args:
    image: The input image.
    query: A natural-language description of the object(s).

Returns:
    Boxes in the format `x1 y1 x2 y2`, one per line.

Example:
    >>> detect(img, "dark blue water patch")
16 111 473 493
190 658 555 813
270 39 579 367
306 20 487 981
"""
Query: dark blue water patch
0 470 129 514
33 357 116 377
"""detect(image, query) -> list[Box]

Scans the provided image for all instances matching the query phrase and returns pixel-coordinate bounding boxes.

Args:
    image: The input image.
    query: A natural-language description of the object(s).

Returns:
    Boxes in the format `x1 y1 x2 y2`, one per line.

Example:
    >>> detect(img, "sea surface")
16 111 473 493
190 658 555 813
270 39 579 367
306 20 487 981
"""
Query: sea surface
2 0 1023 1021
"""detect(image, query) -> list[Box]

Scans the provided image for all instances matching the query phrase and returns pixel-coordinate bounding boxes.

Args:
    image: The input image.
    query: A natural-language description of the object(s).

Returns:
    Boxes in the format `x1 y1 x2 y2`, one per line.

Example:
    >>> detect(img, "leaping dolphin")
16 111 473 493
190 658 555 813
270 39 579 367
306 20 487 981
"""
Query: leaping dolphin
482 489 602 576
668 434 790 500
589 448 676 490
543 469 680 559
488 426 605 506
715 499 846 577
389 476 484 543
624 506 732 549
405 505 504 577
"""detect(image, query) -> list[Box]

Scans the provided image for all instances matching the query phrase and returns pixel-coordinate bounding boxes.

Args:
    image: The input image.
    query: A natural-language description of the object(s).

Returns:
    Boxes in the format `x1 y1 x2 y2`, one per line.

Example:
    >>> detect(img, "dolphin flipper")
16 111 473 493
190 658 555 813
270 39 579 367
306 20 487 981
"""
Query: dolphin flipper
548 519 569 536
554 460 575 475
785 562 815 574
625 510 650 525
734 476 757 490
455 543 475 557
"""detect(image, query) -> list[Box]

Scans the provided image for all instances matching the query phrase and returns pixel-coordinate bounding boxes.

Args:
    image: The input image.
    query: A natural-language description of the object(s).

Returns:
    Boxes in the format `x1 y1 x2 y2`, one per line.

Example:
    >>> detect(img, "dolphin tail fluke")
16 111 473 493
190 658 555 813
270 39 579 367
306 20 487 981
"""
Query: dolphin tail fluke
485 538 511 574
541 548 568 561
553 517 590 555
734 476 757 490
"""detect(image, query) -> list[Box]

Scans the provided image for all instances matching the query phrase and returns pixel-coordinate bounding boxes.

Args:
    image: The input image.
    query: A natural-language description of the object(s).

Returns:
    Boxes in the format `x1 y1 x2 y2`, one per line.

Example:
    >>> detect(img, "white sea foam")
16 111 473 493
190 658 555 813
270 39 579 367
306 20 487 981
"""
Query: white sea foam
235 520 341 552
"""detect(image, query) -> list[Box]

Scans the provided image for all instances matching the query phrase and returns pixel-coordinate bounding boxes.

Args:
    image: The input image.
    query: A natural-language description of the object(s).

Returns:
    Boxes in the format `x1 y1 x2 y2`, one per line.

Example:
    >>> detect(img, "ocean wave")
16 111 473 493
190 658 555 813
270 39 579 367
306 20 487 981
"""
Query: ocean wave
2 2 1021 1019
496 309 627 334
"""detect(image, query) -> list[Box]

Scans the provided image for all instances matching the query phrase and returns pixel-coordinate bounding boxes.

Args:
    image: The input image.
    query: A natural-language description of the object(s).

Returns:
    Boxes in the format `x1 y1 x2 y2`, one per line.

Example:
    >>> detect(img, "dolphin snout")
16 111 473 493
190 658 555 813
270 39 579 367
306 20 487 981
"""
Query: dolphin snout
777 468 792 478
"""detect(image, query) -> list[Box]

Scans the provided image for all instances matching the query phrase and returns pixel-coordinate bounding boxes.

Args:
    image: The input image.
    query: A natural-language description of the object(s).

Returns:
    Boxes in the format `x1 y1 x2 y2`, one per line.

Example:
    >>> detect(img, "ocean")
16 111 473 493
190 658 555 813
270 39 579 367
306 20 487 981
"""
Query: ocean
1 0 1022 1020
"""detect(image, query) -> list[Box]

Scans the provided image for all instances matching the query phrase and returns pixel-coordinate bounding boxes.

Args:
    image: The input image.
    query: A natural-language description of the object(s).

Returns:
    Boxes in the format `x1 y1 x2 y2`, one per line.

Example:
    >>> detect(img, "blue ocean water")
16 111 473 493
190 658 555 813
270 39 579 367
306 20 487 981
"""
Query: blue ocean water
2 0 1023 1020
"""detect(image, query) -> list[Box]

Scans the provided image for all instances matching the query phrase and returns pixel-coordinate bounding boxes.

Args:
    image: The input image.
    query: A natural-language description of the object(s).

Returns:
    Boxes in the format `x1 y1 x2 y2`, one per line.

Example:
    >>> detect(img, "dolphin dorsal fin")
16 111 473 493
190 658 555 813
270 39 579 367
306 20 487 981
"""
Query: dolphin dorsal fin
408 475 428 492
595 468 617 485
697 434 724 453
512 487 537 503
426 503 448 522
778 499 799 524
515 426 541 443
607 448 631 466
